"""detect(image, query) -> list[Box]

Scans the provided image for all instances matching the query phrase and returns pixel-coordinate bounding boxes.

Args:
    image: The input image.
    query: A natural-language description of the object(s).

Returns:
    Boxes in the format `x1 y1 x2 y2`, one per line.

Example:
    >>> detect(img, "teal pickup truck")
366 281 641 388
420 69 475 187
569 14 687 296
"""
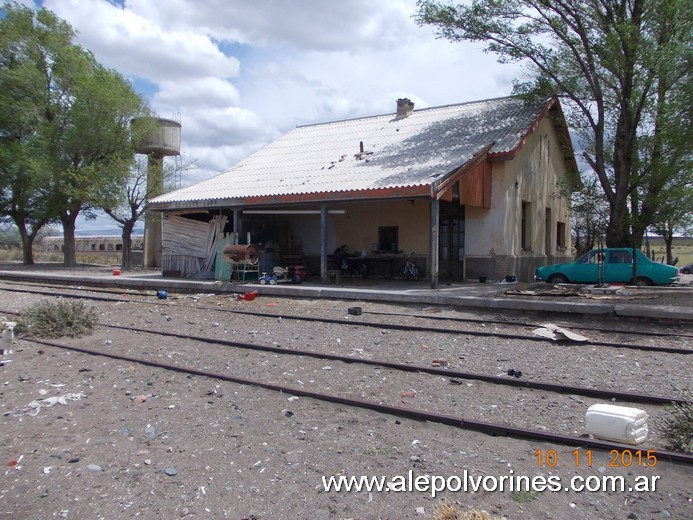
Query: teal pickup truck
535 248 679 286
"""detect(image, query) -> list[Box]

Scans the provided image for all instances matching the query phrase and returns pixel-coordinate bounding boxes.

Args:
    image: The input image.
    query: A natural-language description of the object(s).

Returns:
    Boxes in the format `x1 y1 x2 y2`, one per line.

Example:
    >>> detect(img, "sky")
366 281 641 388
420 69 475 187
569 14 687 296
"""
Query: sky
25 0 523 235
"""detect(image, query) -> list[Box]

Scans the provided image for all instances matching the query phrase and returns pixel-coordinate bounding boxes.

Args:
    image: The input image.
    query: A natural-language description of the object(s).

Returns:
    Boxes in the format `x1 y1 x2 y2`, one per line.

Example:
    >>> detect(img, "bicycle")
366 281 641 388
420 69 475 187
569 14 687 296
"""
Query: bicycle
399 252 420 281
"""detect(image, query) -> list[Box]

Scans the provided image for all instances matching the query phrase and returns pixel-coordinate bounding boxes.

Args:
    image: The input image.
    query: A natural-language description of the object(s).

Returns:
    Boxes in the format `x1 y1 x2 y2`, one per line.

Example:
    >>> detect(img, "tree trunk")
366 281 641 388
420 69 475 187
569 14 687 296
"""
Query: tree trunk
17 225 35 265
120 220 135 270
605 199 631 247
664 225 675 265
61 214 78 267
12 214 50 265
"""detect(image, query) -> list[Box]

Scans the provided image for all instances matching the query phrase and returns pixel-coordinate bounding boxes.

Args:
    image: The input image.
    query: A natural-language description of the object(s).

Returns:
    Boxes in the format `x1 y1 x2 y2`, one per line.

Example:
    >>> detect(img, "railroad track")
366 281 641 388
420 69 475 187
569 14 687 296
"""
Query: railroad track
4 280 691 465
22 335 693 465
3 279 693 339
1 282 691 355
4 303 687 405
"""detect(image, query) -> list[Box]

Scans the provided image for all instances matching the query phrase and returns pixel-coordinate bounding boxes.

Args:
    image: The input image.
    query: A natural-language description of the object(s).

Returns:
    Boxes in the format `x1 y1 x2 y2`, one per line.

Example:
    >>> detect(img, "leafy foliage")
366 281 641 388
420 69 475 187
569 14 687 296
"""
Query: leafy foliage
17 299 97 338
415 0 692 248
0 3 150 266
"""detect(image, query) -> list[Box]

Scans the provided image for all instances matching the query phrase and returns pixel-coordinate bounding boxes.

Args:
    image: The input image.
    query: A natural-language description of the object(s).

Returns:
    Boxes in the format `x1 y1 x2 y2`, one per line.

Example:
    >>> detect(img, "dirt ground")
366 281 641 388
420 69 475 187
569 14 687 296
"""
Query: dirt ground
0 275 691 520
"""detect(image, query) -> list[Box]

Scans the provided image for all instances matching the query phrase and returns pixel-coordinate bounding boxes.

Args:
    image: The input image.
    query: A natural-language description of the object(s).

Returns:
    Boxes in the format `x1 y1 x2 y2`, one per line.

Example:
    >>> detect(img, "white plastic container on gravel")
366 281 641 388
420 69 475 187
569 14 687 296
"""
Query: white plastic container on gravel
585 403 649 444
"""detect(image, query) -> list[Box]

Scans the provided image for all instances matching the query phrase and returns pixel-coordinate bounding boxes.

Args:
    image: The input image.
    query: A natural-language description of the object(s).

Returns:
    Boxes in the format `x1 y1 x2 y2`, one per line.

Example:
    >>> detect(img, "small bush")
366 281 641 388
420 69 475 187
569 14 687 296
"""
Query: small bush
656 398 693 454
17 300 98 338
432 505 500 520
511 489 540 503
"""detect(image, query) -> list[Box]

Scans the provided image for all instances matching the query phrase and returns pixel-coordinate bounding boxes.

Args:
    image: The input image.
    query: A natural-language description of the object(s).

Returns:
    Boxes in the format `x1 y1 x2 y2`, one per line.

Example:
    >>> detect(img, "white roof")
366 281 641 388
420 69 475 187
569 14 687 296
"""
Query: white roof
151 96 553 208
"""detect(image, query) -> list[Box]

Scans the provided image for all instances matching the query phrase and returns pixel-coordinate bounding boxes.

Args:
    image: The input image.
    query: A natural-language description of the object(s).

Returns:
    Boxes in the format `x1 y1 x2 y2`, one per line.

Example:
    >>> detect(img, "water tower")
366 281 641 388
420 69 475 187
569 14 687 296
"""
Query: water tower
133 116 181 268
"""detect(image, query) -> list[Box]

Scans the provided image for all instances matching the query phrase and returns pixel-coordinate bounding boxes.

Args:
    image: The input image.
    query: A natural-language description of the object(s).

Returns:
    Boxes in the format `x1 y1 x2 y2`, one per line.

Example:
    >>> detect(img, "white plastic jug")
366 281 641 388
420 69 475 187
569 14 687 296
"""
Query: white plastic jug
585 404 648 444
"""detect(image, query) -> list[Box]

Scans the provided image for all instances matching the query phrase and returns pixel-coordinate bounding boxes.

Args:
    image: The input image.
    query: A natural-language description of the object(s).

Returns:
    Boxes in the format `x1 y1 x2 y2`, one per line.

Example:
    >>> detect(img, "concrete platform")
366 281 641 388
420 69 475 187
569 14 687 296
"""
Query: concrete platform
0 265 691 322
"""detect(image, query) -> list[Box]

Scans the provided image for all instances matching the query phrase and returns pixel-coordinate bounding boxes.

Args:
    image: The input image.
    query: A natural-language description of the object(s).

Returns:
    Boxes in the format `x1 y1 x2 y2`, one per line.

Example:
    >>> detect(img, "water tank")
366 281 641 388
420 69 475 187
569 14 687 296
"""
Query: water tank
132 117 181 156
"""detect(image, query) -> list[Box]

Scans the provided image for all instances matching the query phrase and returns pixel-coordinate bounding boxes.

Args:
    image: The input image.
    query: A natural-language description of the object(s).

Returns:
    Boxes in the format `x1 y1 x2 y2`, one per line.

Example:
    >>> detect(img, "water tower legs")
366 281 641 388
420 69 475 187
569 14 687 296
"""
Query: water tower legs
144 154 164 268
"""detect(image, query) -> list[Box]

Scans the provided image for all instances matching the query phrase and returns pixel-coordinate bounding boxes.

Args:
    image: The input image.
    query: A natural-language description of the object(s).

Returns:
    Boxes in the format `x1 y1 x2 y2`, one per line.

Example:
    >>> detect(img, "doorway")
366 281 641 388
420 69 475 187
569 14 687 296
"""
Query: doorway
439 203 465 280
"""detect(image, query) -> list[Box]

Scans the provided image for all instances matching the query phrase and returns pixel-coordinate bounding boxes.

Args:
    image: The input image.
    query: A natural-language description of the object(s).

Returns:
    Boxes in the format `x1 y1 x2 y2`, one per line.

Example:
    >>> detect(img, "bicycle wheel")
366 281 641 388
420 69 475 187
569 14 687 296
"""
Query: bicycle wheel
354 262 368 278
399 265 408 280
411 266 420 281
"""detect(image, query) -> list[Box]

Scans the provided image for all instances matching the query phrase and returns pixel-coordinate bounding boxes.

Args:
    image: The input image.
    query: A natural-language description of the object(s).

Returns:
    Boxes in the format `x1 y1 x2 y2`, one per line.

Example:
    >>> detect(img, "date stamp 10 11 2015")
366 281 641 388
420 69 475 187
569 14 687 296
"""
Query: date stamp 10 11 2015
535 449 658 468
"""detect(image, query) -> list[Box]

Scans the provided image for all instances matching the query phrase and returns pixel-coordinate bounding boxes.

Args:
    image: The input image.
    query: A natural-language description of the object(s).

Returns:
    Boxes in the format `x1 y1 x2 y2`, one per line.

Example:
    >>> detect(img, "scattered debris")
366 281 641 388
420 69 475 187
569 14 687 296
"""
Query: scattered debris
9 392 86 417
7 455 23 468
431 359 448 367
347 307 362 316
164 467 178 476
400 390 417 398
532 323 589 342
505 287 581 297
507 368 523 378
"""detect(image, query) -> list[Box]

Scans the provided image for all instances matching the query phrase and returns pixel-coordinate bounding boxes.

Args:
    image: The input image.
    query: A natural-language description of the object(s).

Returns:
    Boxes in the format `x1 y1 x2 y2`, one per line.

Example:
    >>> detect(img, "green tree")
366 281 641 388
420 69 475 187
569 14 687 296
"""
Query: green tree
651 175 693 264
0 3 148 266
0 3 61 263
415 0 692 248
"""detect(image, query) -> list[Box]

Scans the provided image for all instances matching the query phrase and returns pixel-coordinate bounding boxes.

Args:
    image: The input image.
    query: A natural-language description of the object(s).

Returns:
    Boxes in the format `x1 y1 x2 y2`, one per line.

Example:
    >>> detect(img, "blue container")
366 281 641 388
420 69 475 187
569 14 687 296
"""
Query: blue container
156 290 168 300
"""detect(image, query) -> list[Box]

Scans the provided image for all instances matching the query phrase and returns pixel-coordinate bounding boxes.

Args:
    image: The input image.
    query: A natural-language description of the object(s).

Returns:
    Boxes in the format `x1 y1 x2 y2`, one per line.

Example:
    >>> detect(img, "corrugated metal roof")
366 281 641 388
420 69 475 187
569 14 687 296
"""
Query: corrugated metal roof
151 96 553 207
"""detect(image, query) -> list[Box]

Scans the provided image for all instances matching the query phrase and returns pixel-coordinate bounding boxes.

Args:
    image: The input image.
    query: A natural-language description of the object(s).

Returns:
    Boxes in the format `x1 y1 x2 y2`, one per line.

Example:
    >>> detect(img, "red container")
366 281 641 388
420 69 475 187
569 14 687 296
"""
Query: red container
112 269 121 276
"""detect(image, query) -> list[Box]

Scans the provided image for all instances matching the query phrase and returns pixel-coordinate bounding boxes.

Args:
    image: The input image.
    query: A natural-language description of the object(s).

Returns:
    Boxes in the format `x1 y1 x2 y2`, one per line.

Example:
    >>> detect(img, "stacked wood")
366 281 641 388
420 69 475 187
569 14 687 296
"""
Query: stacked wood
162 214 227 277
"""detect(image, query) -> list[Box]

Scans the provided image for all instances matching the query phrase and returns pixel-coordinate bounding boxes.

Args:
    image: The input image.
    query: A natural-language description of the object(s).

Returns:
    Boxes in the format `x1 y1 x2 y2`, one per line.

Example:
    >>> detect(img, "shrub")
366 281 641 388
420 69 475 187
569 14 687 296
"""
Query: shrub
656 397 693 454
432 505 500 520
17 300 98 338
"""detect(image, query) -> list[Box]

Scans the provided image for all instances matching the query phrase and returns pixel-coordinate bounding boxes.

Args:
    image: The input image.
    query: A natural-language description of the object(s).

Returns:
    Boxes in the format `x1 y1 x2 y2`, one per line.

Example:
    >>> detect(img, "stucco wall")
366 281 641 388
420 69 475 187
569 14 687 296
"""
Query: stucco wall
281 199 431 259
329 199 431 255
465 117 573 282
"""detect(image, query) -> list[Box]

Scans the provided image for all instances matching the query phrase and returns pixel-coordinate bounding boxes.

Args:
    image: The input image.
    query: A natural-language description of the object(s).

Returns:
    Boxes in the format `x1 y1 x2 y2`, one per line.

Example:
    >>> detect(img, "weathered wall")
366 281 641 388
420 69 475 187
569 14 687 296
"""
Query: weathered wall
330 199 430 255
464 117 573 282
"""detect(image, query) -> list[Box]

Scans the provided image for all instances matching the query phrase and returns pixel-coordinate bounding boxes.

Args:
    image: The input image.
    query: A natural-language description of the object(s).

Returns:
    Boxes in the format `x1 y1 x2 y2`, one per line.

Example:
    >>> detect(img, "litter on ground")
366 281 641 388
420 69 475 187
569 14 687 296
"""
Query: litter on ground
9 392 87 417
532 323 589 342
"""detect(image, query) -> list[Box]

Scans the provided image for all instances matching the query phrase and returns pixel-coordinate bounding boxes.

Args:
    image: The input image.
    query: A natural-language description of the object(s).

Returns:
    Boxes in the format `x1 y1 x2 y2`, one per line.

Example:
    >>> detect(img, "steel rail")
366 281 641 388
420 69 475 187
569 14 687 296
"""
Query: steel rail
24 336 693 465
1 284 690 355
3 280 693 340
2 304 686 405
361 309 693 339
182 308 693 354
101 323 689 406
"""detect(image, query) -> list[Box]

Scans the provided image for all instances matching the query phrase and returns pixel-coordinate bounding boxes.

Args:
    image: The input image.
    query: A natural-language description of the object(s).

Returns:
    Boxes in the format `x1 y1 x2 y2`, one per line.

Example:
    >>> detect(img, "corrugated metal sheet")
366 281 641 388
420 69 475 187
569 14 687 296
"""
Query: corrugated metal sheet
151 96 552 207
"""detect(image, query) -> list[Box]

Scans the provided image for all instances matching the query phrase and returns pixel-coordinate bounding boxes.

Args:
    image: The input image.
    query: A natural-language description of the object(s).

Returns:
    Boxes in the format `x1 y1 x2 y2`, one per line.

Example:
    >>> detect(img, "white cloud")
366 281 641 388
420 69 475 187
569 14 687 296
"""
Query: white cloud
44 0 240 82
38 0 523 238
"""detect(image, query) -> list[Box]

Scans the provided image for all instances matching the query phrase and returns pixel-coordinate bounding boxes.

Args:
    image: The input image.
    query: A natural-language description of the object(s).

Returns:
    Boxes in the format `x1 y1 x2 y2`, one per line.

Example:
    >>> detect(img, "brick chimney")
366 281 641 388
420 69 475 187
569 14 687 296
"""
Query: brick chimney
395 98 414 119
